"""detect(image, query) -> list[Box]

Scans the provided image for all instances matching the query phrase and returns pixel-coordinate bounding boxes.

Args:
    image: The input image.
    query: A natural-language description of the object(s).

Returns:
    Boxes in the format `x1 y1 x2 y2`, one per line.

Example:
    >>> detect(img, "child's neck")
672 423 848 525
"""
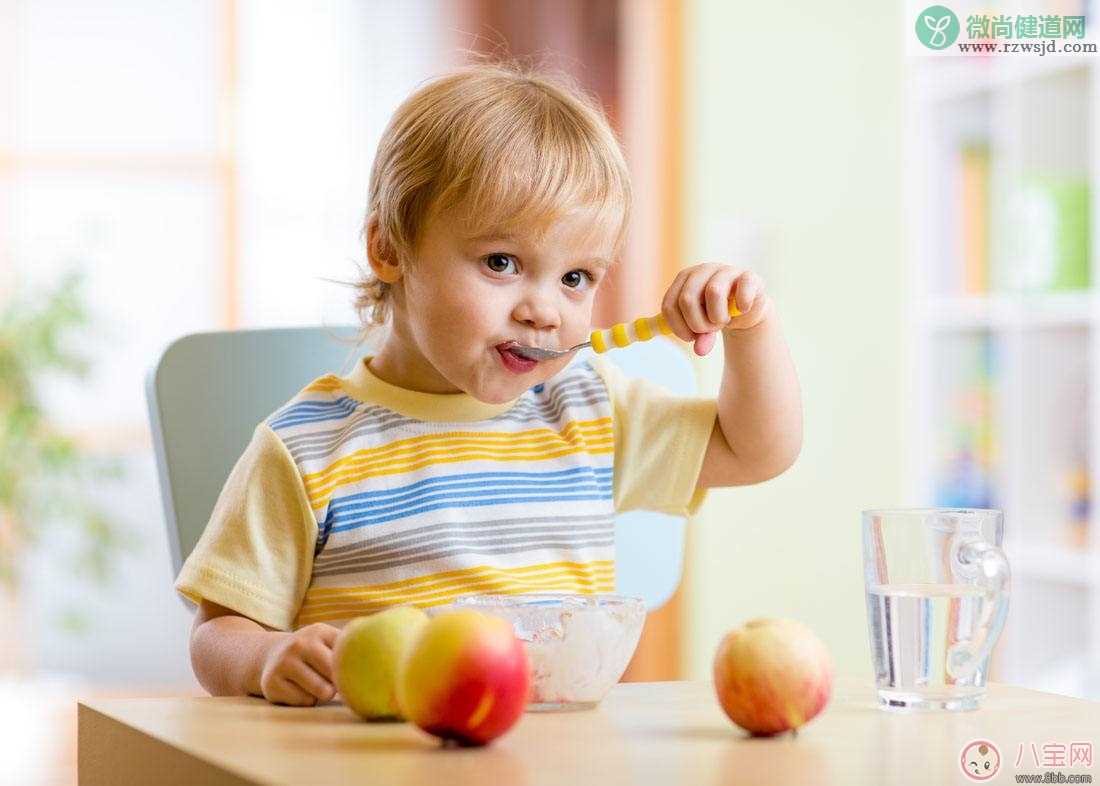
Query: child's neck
367 338 464 396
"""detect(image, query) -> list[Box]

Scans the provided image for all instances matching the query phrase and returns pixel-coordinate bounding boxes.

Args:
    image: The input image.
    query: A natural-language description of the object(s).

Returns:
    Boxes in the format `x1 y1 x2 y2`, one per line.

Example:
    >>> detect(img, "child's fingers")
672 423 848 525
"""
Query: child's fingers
676 264 727 334
661 277 698 344
286 658 336 703
315 623 340 647
694 331 718 356
727 288 772 330
703 267 742 325
300 637 337 683
733 271 763 315
269 675 321 706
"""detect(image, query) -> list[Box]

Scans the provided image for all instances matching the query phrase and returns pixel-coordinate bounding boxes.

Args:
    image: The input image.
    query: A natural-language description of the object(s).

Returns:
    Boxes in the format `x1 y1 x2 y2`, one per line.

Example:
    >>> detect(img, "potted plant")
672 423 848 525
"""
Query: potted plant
0 269 138 676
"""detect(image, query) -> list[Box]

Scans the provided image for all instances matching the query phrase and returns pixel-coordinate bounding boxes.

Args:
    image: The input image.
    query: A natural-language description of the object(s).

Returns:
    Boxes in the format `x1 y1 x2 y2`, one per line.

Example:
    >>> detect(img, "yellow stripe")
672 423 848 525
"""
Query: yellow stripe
306 427 612 490
307 442 615 510
296 562 616 624
610 323 630 348
303 419 613 508
633 317 652 341
308 559 615 597
590 329 608 353
304 437 614 504
307 420 611 487
296 576 617 626
303 568 616 610
656 313 673 335
305 424 611 490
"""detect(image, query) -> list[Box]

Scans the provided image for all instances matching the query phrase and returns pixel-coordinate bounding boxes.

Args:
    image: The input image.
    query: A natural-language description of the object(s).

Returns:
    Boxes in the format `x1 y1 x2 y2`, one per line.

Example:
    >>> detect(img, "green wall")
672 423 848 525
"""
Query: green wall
681 0 905 681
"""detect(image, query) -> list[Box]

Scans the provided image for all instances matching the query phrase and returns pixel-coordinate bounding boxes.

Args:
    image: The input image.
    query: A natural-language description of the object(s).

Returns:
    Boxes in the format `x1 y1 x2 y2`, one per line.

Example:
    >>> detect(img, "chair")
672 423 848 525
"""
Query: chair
146 327 703 614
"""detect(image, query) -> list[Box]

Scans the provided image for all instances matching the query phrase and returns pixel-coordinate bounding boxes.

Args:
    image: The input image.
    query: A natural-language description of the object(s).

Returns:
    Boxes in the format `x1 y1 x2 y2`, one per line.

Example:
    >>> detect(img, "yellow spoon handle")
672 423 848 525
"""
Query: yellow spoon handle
588 300 742 354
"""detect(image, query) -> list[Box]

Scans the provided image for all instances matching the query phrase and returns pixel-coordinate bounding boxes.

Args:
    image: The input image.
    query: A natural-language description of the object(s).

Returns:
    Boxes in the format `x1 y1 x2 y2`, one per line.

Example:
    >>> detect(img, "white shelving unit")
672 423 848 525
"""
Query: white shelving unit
905 43 1100 700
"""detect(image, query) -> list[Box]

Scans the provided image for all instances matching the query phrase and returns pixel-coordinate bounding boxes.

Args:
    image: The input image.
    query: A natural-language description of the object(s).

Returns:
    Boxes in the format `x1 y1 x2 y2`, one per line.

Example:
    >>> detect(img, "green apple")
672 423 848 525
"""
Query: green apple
333 606 430 720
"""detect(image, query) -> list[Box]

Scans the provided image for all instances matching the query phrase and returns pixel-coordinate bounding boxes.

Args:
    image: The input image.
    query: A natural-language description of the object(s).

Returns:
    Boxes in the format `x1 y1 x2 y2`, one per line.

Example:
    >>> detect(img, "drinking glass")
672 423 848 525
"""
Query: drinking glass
863 508 1010 711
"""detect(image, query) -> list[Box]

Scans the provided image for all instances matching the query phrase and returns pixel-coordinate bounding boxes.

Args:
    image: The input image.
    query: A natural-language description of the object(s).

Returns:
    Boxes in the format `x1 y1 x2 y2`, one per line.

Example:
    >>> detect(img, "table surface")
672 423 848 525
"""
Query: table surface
78 676 1100 786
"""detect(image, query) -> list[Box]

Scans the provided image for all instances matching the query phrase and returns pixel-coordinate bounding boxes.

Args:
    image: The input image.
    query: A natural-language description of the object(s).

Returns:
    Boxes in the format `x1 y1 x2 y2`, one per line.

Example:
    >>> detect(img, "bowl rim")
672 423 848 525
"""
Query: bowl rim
445 591 645 609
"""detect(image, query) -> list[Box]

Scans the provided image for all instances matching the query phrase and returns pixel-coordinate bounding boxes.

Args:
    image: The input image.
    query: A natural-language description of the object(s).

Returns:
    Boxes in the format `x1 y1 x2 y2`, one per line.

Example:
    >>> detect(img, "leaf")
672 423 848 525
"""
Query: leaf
0 265 133 626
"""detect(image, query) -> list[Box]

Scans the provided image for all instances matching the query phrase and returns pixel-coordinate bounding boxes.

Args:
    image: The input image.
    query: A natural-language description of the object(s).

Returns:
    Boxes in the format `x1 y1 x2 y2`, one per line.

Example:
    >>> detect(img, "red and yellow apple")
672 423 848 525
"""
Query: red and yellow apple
712 617 833 736
397 609 530 747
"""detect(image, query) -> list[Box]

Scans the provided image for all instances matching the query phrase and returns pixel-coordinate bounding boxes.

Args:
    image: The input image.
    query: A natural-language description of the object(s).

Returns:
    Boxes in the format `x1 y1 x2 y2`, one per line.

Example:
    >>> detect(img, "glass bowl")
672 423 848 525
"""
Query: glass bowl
428 593 646 712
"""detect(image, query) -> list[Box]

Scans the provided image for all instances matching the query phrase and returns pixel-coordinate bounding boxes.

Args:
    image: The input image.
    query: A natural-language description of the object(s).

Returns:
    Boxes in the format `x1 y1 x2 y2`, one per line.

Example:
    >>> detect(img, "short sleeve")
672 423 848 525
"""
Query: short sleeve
174 423 318 631
588 355 718 517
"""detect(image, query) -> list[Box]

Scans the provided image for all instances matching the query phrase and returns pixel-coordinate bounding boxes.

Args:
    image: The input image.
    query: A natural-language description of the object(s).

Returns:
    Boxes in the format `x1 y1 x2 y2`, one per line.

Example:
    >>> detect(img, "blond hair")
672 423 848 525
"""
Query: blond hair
354 59 632 341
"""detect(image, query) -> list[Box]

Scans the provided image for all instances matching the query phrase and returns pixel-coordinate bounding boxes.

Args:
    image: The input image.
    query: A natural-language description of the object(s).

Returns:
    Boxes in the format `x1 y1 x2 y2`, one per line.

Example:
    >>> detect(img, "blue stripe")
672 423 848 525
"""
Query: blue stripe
330 478 613 522
329 476 611 517
329 491 615 534
328 467 612 507
269 397 359 430
271 395 360 426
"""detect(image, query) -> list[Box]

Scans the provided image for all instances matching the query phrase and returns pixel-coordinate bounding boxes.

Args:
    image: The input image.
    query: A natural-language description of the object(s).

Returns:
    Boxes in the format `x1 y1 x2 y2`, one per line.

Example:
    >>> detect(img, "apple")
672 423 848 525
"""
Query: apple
712 617 833 736
333 605 429 720
397 609 530 747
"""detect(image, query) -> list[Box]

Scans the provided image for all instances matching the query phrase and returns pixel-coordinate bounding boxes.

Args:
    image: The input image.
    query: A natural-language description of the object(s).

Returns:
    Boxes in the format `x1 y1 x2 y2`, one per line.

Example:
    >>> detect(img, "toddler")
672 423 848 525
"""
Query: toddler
176 61 802 707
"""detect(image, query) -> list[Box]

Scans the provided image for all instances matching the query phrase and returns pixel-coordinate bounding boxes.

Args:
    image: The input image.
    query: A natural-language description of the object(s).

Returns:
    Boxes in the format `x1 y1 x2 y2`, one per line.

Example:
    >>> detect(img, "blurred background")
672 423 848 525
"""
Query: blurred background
2 0 1098 782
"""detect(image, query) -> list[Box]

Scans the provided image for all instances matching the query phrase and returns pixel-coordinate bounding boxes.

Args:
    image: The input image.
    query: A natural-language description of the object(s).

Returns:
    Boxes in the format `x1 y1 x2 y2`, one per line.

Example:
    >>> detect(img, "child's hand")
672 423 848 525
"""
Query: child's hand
259 622 340 706
661 263 769 356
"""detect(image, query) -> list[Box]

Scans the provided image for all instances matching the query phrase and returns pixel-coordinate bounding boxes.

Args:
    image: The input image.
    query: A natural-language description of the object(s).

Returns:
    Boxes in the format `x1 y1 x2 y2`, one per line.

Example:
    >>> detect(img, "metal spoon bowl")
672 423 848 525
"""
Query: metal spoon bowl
509 341 591 361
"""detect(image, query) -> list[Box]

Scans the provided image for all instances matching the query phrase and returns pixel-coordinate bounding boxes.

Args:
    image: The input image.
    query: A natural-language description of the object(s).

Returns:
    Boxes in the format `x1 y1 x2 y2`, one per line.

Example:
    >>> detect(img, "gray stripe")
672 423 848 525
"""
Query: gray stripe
280 406 408 453
284 374 604 452
286 393 610 465
286 387 610 465
281 376 609 463
310 537 616 578
318 512 615 556
316 522 616 570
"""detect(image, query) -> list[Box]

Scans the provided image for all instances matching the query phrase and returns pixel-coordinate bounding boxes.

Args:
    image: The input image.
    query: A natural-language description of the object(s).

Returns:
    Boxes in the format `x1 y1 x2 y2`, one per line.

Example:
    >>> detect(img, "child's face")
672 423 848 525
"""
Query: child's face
385 204 615 402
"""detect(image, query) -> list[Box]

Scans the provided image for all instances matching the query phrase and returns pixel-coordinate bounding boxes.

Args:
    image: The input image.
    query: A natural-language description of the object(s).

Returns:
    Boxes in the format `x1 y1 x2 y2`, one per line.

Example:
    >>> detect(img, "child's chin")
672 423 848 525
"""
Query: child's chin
477 380 536 404
478 389 521 405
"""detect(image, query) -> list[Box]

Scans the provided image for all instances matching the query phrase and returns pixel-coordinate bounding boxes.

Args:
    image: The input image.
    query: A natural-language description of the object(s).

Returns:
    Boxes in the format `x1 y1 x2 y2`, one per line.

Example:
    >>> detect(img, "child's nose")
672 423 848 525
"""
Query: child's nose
512 295 560 330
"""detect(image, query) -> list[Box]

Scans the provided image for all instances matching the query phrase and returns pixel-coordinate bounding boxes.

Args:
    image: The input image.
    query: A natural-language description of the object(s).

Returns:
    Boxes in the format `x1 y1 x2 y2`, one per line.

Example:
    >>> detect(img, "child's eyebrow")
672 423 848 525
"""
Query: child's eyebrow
467 231 519 244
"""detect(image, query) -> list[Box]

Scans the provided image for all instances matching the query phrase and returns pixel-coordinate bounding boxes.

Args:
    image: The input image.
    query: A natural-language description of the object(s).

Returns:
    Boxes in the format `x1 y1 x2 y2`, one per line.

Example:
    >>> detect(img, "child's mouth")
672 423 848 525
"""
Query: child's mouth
496 342 538 373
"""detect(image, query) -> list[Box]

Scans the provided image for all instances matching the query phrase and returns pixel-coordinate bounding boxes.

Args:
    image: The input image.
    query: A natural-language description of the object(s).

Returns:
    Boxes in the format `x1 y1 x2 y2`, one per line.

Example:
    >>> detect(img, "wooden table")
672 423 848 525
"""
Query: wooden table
78 676 1099 785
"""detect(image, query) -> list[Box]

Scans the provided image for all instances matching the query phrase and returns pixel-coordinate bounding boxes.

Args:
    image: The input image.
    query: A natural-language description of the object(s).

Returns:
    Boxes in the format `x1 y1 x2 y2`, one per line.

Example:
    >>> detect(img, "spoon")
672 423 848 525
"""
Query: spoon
509 300 742 361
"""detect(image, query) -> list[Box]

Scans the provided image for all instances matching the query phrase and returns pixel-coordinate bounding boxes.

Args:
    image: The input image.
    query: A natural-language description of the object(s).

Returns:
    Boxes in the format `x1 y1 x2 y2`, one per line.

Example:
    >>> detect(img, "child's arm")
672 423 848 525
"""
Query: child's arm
190 599 340 706
661 263 802 487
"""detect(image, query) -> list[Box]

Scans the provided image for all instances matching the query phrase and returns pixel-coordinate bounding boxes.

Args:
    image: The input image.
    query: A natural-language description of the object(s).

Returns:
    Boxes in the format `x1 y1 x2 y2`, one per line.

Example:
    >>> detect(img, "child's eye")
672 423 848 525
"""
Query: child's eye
562 270 596 290
484 253 517 274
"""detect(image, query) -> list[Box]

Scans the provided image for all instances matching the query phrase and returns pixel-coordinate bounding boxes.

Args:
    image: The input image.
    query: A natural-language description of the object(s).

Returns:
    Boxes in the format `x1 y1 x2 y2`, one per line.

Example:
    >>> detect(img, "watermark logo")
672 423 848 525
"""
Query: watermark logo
961 739 1001 781
908 2 1095 56
958 738 1095 781
916 5 961 49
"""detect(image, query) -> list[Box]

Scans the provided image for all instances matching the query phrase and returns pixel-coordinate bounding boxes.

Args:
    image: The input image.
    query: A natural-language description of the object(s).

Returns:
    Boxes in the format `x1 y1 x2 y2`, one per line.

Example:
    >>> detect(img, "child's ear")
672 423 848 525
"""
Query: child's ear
366 216 402 283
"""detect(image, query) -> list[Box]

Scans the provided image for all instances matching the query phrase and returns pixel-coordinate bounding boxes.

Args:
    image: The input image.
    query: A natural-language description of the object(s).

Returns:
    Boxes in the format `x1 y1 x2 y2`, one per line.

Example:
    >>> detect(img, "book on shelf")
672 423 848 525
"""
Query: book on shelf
934 335 997 508
998 174 1090 292
959 141 991 295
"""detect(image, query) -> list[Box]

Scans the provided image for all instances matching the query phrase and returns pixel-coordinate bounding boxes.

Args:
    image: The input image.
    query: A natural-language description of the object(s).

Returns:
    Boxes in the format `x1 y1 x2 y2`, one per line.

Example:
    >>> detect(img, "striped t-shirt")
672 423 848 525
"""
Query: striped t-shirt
175 351 717 631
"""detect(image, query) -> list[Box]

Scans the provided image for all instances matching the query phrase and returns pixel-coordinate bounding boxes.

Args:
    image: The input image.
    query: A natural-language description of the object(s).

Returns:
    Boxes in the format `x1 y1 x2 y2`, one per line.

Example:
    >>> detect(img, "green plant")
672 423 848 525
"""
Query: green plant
0 269 138 628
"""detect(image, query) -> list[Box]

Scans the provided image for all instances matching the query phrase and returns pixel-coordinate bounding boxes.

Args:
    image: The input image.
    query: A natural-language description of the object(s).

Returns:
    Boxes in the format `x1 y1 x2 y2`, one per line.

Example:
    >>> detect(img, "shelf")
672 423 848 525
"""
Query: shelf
906 7 1100 701
1010 542 1098 585
911 56 1094 104
920 291 1095 330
